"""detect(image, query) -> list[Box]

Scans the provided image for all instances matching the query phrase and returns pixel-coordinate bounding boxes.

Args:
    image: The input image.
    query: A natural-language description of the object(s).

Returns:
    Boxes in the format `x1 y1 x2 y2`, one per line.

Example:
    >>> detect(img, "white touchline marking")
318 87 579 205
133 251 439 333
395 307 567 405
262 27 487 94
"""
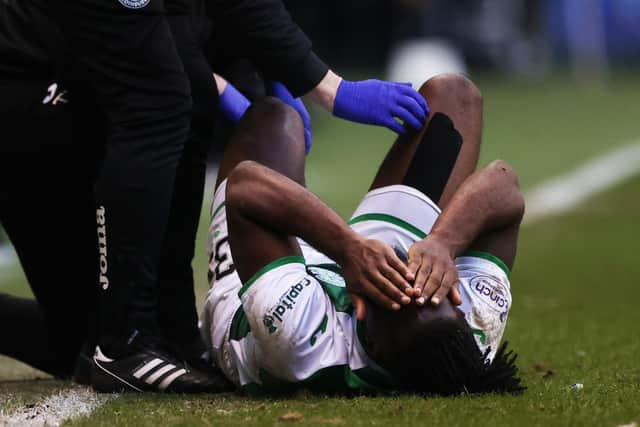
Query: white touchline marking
0 245 19 286
0 387 114 427
0 245 16 268
523 142 640 225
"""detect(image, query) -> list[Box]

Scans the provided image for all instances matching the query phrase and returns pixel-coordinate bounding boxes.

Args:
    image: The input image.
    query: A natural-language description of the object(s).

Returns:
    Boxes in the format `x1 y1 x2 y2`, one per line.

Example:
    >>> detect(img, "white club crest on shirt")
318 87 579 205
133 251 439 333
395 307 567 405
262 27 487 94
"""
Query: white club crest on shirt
118 0 150 9
307 267 345 288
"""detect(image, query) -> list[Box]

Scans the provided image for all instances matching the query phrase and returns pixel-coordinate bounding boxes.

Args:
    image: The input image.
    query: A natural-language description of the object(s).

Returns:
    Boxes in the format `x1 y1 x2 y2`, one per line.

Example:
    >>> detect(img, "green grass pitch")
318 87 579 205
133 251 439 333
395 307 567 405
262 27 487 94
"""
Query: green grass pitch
1 74 640 426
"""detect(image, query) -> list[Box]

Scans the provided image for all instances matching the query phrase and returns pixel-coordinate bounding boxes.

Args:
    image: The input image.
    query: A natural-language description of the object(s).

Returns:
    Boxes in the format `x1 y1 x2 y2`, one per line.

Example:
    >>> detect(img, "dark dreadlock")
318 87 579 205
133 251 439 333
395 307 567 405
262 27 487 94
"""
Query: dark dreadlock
385 317 525 396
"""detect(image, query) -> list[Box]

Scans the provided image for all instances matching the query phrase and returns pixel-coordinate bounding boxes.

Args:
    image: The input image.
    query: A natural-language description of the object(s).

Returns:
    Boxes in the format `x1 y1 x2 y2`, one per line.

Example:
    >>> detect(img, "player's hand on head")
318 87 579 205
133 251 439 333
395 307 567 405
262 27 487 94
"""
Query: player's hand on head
340 237 413 317
332 79 429 134
267 81 313 154
407 236 462 307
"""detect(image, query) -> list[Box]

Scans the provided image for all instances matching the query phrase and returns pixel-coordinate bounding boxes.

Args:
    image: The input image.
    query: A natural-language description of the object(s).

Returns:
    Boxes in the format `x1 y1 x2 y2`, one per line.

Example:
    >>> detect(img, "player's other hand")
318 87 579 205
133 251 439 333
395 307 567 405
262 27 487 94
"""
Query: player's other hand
340 237 413 320
407 236 462 307
267 81 313 154
333 79 429 134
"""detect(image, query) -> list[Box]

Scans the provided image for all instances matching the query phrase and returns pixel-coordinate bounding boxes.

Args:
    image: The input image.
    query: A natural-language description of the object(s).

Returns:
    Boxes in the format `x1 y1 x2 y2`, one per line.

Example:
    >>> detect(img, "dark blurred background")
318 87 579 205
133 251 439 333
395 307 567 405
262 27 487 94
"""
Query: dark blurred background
285 0 640 79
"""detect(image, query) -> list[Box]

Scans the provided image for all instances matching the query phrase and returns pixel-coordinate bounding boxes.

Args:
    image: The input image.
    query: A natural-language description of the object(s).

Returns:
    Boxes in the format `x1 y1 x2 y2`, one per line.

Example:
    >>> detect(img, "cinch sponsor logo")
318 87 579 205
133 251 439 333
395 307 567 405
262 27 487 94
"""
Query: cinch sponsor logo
263 278 312 334
96 206 109 290
470 275 509 310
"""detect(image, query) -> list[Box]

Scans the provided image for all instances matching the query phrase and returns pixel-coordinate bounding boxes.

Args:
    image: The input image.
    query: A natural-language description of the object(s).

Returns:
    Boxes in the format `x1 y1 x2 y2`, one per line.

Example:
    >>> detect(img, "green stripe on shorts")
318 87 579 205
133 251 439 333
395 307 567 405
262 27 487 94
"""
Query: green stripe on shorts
238 256 306 297
229 307 251 341
348 213 427 239
461 250 511 277
211 201 226 219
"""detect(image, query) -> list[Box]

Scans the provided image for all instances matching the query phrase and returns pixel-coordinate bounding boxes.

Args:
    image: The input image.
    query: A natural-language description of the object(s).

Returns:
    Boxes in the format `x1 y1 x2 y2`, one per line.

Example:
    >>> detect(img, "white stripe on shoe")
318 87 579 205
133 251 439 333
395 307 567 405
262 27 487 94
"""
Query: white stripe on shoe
158 369 188 391
93 346 144 392
145 364 177 385
94 346 115 363
133 358 164 379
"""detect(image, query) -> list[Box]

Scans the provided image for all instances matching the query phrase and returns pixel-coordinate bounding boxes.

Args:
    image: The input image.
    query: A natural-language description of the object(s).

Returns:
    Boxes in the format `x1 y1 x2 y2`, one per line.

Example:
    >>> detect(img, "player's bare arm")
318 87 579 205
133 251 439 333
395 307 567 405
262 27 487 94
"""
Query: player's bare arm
409 160 525 306
225 160 413 314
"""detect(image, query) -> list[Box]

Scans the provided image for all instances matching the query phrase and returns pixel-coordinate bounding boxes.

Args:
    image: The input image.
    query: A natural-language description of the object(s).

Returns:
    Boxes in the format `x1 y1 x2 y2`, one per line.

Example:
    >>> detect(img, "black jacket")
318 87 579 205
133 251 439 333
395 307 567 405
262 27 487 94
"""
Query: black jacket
0 0 328 96
0 0 59 79
206 0 328 96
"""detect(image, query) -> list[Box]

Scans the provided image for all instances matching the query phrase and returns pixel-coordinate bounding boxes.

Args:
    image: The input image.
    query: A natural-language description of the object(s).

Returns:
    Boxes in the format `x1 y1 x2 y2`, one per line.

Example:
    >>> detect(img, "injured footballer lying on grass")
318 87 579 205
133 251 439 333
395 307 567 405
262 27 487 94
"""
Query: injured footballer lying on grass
199 73 526 396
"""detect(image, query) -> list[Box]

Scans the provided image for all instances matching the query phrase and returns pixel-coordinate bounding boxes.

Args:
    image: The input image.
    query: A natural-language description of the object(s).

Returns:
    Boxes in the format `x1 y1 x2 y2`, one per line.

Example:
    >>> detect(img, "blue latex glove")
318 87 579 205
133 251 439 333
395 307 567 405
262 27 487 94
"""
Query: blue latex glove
219 82 251 123
333 79 429 134
267 81 313 154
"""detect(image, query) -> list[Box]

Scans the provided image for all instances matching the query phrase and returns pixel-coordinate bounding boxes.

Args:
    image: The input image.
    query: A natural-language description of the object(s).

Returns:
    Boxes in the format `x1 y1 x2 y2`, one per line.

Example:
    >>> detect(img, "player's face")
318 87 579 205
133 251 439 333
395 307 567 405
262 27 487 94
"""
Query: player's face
363 298 461 364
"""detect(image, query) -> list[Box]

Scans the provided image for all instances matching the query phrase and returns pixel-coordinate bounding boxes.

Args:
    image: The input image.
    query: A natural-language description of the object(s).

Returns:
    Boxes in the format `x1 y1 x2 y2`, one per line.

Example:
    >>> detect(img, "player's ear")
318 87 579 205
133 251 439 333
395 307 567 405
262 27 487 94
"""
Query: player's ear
350 293 367 320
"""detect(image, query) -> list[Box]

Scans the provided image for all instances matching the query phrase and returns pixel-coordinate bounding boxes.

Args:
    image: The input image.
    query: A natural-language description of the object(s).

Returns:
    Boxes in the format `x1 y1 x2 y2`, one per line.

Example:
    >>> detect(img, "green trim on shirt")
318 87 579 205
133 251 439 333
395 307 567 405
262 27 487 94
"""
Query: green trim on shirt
238 256 306 297
349 213 427 239
460 250 511 277
229 307 251 341
211 201 225 219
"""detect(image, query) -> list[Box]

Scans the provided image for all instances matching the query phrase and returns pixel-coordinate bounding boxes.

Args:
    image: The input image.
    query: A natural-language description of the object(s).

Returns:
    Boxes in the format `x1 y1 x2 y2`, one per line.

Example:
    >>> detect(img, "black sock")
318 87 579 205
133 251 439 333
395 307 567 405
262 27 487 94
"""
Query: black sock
402 113 463 204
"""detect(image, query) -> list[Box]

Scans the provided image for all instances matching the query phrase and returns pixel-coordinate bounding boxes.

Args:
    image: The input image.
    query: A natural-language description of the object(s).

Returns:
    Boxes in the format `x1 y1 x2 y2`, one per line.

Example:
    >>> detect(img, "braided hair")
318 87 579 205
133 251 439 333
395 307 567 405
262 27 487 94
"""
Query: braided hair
385 317 525 395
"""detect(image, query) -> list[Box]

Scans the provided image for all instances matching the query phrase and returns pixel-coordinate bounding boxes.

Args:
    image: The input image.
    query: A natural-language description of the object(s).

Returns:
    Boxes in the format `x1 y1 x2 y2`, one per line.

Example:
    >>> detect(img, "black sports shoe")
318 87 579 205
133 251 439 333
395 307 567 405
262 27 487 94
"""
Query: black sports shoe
165 335 217 376
91 332 232 393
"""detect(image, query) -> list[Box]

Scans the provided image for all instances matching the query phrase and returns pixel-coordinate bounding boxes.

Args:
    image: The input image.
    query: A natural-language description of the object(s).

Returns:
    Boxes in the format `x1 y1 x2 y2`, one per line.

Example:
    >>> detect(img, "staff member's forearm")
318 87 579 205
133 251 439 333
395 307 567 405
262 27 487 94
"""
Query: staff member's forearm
215 68 341 112
429 160 525 257
309 70 342 112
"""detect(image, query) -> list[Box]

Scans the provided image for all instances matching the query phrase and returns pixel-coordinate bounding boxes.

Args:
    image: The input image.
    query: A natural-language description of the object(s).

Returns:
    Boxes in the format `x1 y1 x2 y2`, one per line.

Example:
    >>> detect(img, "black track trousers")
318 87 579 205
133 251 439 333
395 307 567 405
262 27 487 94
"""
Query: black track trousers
48 0 192 353
158 13 218 351
0 80 101 377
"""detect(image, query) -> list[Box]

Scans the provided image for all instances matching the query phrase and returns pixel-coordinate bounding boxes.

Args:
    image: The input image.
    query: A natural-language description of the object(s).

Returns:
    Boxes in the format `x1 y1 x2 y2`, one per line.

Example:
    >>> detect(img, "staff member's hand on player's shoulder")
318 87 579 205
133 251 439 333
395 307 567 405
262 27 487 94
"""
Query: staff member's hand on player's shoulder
339 236 414 320
215 75 314 154
408 235 463 307
310 70 430 134
267 81 313 154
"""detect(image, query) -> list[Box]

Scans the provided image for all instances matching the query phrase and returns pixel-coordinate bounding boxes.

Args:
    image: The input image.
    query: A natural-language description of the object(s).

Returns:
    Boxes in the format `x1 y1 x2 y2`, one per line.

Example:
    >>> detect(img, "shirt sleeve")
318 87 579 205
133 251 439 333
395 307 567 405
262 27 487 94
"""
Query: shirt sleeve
208 0 329 97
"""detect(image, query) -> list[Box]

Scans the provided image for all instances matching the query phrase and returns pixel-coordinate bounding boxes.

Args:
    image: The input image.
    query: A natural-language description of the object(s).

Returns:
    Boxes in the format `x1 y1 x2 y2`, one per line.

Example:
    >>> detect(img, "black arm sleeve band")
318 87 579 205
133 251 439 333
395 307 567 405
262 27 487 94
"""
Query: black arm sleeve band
402 113 463 204
208 0 329 96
